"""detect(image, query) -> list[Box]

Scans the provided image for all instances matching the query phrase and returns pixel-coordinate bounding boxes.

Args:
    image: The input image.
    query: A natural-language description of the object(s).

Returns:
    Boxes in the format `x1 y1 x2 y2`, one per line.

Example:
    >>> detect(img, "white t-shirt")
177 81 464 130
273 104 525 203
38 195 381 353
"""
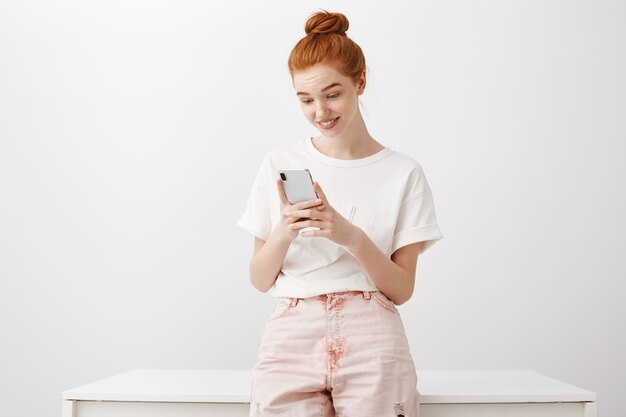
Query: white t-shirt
236 136 444 298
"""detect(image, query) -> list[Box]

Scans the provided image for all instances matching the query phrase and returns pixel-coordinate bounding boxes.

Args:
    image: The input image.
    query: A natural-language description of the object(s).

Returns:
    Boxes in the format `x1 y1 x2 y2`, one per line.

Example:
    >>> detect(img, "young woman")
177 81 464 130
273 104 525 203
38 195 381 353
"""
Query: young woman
236 10 443 417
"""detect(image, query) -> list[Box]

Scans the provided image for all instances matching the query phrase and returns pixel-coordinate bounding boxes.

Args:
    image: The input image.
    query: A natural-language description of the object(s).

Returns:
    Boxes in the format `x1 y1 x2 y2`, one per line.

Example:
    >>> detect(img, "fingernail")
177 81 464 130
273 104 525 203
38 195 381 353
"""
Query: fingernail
316 199 322 203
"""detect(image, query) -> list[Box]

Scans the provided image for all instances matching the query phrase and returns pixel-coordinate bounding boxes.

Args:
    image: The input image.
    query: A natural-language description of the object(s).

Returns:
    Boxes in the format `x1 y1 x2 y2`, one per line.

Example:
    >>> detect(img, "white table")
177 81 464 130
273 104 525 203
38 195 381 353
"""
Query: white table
62 369 597 417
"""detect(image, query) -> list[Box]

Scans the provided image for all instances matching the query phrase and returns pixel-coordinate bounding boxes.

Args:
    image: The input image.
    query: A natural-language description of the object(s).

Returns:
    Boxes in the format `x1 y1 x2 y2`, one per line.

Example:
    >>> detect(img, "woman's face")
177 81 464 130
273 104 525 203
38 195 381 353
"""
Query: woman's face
292 63 364 138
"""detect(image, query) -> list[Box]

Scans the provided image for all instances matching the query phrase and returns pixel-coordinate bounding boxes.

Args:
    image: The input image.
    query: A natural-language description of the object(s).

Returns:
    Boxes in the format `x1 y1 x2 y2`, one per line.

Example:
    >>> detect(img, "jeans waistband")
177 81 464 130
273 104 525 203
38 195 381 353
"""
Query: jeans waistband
286 290 373 307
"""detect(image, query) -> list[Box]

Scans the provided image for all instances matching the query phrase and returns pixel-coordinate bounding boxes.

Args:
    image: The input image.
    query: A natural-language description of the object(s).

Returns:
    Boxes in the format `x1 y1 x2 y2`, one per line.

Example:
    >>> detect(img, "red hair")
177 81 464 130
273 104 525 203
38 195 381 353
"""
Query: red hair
288 9 367 87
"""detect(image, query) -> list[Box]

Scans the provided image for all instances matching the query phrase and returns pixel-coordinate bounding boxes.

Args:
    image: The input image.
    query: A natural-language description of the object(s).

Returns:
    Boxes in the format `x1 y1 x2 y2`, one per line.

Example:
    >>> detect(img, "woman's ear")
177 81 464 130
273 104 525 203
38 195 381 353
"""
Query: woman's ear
357 73 366 94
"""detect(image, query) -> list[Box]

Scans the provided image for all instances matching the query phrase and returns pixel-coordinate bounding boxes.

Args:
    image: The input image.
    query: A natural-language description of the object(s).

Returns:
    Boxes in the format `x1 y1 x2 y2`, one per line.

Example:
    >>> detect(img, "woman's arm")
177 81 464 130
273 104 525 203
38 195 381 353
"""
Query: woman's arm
248 179 325 293
289 181 426 305
248 234 291 293
349 233 425 305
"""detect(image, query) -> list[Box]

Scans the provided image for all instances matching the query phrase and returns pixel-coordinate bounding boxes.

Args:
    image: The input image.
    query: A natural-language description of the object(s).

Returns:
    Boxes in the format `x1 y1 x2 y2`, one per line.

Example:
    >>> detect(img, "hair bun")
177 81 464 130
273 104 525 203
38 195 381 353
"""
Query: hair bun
305 9 349 36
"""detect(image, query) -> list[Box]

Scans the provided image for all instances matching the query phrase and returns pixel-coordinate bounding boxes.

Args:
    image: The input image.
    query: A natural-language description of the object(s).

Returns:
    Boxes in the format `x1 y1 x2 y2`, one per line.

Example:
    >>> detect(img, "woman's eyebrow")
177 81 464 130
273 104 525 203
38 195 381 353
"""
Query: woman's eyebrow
296 82 342 96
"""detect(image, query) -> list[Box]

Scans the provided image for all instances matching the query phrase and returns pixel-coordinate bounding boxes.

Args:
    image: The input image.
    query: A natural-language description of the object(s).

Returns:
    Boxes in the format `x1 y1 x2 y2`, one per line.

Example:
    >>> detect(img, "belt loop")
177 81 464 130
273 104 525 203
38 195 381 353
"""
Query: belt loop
290 298 299 307
362 291 371 300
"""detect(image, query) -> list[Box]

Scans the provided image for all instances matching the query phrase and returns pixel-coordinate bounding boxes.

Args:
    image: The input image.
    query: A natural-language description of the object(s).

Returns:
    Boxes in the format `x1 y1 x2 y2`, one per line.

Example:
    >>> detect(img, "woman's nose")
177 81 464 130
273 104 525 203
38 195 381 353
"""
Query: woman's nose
315 101 329 114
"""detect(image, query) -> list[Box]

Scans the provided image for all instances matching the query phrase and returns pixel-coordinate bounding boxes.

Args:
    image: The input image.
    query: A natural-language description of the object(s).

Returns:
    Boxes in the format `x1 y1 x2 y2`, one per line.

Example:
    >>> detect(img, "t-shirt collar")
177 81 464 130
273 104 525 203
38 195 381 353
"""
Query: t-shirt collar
303 136 393 167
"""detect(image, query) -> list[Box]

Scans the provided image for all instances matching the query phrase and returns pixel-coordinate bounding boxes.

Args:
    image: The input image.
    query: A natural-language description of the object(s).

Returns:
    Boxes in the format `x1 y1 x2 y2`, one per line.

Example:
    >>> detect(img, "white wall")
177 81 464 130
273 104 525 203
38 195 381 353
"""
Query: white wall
1 1 624 416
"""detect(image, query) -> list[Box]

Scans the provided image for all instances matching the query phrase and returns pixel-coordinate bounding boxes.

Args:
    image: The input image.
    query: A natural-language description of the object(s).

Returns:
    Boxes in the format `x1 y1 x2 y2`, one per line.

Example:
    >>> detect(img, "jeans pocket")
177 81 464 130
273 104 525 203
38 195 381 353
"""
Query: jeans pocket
267 298 295 322
371 291 400 315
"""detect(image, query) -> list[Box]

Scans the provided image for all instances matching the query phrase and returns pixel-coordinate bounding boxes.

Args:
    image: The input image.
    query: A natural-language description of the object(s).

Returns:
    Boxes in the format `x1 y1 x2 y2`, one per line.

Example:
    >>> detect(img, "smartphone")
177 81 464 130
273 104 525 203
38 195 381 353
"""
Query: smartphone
277 168 318 205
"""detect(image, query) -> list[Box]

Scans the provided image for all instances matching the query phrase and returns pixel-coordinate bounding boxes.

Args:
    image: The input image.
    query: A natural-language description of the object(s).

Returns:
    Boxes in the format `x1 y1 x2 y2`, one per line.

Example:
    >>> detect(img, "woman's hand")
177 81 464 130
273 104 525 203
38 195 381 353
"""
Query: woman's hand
275 179 326 242
287 181 363 248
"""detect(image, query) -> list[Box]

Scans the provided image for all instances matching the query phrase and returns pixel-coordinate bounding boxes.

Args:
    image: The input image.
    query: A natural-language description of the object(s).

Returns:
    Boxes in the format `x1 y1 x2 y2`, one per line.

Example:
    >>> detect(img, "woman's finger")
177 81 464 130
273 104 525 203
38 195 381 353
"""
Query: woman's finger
293 197 322 210
276 179 290 205
313 182 330 208
289 219 323 230
288 207 326 220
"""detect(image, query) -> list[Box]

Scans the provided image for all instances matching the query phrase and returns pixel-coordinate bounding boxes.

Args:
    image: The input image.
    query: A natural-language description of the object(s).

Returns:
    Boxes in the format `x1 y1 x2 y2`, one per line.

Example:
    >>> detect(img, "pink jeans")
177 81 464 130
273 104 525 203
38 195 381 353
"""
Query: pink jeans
250 290 420 417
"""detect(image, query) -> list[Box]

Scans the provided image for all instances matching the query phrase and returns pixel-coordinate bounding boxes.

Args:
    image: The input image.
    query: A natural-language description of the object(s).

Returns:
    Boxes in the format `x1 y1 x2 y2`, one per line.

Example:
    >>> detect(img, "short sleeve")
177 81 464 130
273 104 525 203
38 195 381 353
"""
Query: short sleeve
236 153 273 241
389 165 444 256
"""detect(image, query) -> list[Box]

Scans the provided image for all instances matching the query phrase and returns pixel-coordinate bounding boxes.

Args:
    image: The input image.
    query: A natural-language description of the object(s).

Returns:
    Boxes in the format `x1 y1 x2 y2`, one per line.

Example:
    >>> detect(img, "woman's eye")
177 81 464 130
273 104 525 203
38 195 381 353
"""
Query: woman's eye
301 94 339 105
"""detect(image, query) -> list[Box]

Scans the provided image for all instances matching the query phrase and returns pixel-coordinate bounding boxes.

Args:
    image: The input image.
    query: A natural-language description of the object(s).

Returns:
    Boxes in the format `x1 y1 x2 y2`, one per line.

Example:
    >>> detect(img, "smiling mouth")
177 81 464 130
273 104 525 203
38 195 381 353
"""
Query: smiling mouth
318 117 339 126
